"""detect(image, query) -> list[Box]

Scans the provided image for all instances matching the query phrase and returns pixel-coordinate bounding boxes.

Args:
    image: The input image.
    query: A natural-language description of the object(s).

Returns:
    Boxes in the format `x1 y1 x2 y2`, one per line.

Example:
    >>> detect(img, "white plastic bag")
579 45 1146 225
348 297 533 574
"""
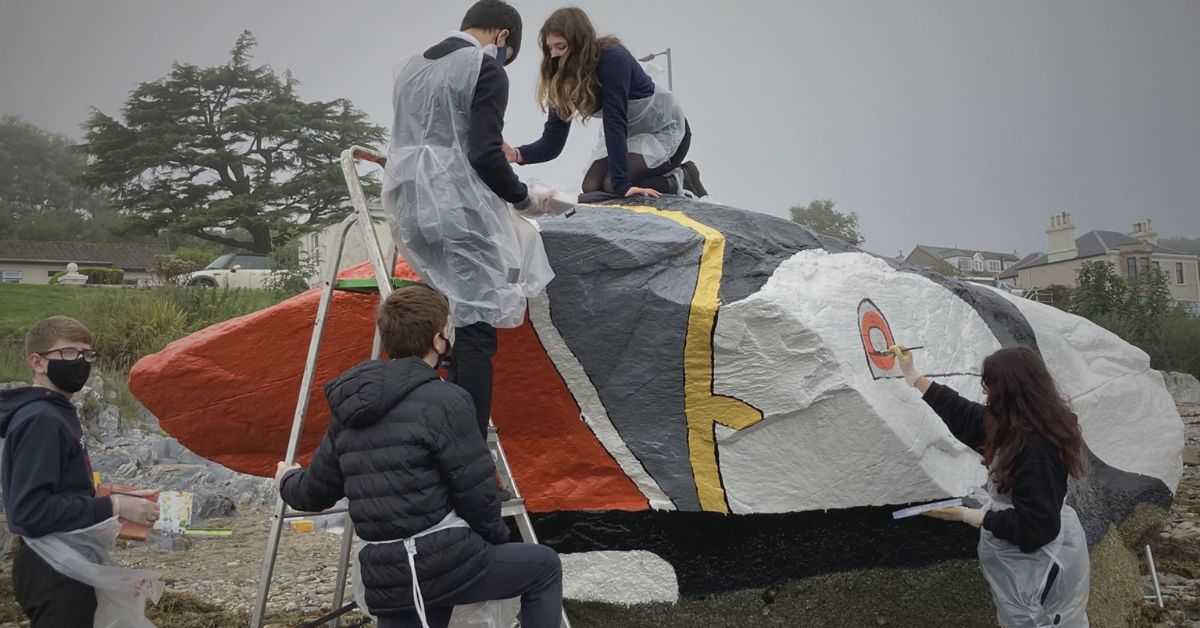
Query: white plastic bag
24 517 162 628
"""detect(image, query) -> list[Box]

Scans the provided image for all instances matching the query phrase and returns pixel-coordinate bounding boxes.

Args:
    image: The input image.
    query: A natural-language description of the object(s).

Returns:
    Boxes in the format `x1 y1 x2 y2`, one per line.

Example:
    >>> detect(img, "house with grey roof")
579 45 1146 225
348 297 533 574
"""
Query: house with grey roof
999 214 1199 307
905 245 1021 281
0 240 169 285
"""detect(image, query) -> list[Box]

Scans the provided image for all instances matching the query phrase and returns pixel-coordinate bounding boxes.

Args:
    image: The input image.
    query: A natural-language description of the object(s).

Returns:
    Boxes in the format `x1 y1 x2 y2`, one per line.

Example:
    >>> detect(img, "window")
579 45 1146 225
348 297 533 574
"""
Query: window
47 270 61 278
973 259 983 271
1127 258 1137 279
987 260 1001 272
1 271 22 283
309 233 320 250
1152 261 1161 272
957 258 971 271
233 255 272 270
1180 262 1187 284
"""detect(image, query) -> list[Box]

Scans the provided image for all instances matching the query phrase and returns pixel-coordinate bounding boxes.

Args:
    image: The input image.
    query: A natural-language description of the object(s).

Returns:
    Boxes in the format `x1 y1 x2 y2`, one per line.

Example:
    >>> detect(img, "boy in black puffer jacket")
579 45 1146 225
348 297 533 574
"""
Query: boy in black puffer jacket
274 285 562 628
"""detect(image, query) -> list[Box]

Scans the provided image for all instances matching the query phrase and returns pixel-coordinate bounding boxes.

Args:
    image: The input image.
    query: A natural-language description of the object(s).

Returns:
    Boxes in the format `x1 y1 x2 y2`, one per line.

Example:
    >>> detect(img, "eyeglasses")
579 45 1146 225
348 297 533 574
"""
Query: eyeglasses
38 348 100 363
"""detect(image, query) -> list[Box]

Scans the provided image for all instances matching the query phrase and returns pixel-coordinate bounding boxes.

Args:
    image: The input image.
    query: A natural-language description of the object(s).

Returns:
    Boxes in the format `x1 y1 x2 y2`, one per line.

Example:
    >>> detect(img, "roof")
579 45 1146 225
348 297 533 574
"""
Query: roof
0 240 170 271
910 244 1020 262
1078 230 1184 256
1002 230 1194 275
998 252 1045 279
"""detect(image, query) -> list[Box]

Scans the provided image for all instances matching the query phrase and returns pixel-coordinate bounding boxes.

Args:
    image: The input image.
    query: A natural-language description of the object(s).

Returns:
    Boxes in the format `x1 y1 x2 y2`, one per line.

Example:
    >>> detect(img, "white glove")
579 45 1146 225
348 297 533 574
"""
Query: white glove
923 506 986 528
888 345 922 387
517 179 572 217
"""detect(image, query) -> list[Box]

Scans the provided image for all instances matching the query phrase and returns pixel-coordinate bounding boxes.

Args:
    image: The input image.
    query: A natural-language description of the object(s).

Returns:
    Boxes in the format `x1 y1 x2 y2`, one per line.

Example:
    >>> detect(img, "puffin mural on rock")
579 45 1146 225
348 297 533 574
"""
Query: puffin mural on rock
129 196 1183 597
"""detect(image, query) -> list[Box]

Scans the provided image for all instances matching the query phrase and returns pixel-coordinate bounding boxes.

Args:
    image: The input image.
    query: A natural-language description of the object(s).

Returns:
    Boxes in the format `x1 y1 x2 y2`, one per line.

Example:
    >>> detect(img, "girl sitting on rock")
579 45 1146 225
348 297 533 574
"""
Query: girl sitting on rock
889 344 1090 627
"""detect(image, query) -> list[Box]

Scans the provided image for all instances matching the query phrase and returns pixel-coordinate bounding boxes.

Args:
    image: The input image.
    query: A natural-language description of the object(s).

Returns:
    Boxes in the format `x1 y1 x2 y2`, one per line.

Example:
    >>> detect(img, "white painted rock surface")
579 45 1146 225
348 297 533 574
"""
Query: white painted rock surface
560 551 680 605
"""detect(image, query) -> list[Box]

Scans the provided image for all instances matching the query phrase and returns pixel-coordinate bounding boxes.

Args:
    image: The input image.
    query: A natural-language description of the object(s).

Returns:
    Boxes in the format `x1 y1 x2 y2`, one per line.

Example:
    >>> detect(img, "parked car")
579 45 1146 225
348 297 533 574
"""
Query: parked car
186 253 273 289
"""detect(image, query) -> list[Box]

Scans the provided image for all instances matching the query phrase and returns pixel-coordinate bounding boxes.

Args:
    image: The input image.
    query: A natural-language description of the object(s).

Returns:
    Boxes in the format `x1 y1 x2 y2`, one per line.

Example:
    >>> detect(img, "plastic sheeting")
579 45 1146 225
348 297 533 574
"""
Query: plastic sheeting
978 485 1090 627
590 83 687 169
23 517 162 628
383 45 553 329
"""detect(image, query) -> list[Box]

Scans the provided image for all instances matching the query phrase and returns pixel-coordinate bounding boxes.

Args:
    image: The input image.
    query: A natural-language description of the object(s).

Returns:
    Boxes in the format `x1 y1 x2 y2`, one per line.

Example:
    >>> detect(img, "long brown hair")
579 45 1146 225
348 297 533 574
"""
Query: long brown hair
535 7 620 121
980 346 1086 493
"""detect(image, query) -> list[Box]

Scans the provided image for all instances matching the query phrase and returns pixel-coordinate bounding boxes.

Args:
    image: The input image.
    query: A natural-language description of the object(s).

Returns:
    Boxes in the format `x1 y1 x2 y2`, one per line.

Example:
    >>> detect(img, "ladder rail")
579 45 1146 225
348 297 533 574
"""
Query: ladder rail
251 212 359 628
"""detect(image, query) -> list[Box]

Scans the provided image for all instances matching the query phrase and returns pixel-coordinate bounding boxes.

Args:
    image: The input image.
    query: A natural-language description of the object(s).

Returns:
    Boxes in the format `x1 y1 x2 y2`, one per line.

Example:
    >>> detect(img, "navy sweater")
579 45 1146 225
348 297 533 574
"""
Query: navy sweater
922 382 1068 553
517 44 655 195
1 386 112 538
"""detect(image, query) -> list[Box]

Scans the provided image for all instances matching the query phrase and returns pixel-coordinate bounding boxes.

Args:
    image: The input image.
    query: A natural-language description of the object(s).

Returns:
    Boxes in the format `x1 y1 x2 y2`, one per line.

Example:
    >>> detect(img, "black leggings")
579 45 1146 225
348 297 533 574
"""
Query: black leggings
582 120 691 195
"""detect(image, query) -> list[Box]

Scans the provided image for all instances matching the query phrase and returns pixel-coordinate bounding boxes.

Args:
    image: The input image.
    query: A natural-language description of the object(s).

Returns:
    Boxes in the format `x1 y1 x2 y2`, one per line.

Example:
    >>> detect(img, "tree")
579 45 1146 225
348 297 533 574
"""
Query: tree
1071 261 1125 320
79 31 386 254
1071 260 1172 345
0 116 105 239
1160 236 1200 256
788 199 864 245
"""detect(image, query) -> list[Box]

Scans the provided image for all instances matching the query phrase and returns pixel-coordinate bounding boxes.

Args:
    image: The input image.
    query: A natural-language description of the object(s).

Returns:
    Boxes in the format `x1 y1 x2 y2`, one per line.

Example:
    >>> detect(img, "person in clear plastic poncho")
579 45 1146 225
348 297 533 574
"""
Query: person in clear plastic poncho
889 345 1090 627
505 7 708 200
1 316 162 627
382 0 559 438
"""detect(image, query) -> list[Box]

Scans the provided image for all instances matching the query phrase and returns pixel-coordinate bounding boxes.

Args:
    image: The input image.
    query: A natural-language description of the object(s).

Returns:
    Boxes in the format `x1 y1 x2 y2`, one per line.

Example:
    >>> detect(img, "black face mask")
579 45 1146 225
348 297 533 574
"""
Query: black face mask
435 333 454 369
46 358 91 393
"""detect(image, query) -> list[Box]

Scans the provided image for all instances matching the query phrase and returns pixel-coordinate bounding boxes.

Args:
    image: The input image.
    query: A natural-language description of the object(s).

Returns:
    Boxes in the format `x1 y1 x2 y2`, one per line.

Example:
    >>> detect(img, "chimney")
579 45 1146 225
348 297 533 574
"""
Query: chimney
1046 212 1078 263
1130 219 1158 245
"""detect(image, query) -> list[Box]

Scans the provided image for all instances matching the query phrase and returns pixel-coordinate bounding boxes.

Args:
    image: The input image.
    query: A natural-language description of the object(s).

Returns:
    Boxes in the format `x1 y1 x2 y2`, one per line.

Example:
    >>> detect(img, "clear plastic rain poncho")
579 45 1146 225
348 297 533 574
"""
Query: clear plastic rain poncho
590 81 687 169
977 483 1090 627
22 517 162 628
383 45 553 329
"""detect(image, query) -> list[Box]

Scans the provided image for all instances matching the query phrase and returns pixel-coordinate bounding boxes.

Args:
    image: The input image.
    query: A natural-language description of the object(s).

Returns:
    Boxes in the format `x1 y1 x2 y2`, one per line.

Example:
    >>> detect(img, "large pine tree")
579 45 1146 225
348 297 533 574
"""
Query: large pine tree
80 31 385 253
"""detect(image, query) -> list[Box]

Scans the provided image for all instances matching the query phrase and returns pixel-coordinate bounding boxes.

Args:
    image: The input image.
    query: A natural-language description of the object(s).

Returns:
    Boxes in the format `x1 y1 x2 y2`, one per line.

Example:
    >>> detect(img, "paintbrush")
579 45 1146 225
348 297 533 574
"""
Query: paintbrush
870 345 925 356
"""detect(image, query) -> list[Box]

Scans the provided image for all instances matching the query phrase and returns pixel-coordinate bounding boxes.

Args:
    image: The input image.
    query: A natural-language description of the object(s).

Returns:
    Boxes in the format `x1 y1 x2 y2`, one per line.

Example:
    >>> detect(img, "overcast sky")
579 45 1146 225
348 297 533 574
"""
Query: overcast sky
2 1 1197 257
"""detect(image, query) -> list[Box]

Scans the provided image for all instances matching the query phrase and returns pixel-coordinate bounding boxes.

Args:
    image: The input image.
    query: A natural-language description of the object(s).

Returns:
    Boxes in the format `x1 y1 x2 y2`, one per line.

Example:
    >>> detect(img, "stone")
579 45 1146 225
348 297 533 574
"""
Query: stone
127 196 1184 611
560 550 679 605
1163 371 1200 405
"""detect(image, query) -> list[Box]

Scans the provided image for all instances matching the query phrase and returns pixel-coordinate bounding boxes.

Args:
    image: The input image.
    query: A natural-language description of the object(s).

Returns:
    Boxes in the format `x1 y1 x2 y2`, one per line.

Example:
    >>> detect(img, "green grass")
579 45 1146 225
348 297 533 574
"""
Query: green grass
0 283 284 382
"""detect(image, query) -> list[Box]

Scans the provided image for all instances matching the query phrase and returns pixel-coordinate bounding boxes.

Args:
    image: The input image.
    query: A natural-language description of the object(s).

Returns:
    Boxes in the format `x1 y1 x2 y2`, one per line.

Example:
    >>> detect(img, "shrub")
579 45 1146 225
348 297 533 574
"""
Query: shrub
48 267 124 285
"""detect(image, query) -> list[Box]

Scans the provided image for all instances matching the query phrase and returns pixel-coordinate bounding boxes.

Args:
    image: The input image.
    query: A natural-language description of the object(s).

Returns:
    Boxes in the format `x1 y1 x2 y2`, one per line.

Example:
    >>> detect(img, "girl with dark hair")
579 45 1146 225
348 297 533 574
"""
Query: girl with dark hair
889 344 1090 627
504 7 707 199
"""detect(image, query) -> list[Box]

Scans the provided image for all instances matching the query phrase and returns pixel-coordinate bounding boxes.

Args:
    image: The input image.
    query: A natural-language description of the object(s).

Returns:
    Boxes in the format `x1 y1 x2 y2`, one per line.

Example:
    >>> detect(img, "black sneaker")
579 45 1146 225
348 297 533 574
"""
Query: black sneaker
681 161 707 197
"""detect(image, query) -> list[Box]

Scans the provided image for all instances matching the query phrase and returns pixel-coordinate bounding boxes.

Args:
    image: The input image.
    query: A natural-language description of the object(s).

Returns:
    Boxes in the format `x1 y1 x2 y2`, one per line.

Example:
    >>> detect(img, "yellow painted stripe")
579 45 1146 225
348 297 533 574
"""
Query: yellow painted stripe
608 204 764 513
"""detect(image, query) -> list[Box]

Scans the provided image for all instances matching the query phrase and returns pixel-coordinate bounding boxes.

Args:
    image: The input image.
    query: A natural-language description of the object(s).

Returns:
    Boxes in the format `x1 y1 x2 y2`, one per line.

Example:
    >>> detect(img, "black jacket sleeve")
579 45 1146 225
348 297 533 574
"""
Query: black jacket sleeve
921 382 987 451
467 56 528 205
279 429 345 514
982 438 1068 553
5 419 112 537
432 386 509 545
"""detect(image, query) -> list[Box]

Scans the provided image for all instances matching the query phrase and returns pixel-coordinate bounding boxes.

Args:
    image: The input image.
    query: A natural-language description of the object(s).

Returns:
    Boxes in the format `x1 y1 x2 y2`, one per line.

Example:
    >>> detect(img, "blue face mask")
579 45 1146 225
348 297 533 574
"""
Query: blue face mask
484 43 509 66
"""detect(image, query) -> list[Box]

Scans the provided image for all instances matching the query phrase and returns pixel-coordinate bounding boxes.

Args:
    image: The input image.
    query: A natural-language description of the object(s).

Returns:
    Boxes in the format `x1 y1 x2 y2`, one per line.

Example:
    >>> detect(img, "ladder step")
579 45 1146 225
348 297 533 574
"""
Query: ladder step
334 277 415 293
501 498 527 517
283 507 349 519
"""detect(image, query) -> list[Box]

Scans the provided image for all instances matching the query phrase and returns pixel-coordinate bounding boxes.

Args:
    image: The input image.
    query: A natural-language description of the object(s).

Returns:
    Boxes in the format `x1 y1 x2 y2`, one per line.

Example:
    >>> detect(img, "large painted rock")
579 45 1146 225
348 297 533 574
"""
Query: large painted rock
130 197 1183 618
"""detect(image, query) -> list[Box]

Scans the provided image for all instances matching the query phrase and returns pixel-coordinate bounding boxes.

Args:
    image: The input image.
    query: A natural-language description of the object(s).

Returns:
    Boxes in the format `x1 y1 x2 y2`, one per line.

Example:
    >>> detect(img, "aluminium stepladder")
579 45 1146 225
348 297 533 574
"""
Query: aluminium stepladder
250 145 569 628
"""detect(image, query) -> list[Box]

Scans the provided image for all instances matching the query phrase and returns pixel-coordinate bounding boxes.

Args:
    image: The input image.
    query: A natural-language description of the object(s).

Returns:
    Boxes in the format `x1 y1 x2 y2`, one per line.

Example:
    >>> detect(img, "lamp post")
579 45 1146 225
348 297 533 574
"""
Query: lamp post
637 48 673 91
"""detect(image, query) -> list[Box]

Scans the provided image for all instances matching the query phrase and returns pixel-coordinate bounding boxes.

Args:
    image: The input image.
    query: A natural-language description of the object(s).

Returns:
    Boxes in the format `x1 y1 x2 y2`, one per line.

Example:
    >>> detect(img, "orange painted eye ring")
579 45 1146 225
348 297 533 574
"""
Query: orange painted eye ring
859 302 896 372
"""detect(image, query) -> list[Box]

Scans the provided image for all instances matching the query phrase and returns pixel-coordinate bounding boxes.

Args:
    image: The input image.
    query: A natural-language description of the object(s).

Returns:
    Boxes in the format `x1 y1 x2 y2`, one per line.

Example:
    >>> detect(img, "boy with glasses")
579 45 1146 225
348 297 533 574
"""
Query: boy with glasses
1 316 159 626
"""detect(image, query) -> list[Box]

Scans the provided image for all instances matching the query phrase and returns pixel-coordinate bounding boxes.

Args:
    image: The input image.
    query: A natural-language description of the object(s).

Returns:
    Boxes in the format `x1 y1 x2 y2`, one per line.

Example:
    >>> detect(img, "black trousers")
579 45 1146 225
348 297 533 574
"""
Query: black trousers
376 542 562 628
13 541 97 627
447 322 498 437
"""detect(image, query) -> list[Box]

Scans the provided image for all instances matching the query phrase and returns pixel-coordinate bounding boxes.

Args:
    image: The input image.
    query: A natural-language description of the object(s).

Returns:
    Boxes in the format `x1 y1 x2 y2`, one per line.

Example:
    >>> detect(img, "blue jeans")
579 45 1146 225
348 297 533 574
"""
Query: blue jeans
376 542 562 628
